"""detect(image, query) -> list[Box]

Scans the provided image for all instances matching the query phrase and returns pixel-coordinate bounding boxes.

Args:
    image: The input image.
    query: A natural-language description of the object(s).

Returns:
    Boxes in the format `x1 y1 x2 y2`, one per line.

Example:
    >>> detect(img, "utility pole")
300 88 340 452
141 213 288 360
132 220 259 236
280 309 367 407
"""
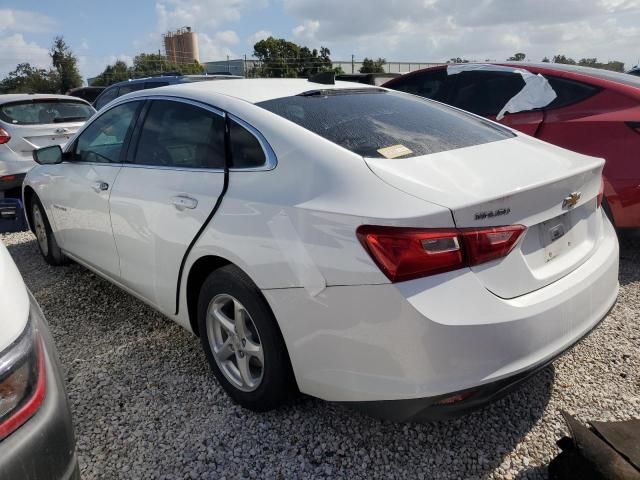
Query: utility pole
351 54 354 73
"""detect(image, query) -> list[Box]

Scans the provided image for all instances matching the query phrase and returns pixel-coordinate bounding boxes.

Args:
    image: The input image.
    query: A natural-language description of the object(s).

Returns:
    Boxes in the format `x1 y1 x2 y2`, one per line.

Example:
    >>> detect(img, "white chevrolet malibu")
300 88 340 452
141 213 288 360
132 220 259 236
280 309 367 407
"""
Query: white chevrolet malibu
23 78 619 421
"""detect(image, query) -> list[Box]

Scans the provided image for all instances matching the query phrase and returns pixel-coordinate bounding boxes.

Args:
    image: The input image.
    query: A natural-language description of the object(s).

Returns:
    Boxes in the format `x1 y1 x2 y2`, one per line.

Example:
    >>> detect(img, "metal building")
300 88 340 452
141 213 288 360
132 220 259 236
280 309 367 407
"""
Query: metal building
163 27 200 65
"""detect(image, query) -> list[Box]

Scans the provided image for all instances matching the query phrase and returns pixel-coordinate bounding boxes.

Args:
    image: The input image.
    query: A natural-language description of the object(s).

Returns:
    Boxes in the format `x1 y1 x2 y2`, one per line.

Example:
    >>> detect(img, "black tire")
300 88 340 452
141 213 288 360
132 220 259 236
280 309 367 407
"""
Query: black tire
197 265 295 411
31 196 68 266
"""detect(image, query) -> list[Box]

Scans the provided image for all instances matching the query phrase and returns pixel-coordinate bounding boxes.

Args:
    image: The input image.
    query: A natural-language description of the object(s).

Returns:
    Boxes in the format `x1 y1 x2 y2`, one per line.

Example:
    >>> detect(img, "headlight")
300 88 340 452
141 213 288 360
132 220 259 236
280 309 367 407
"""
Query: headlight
0 316 46 440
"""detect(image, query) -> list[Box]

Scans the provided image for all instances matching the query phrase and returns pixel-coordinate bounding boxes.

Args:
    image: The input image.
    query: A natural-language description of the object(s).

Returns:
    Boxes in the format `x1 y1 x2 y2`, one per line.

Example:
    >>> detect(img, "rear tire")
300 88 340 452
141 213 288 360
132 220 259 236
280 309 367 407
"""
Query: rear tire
197 265 295 411
31 196 67 266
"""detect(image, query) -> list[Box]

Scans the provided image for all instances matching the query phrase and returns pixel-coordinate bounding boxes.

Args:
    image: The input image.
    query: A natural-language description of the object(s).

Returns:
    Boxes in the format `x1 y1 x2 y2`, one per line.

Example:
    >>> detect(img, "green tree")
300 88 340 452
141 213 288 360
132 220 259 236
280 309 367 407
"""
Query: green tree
577 58 624 72
0 63 58 94
447 57 470 64
90 60 131 86
507 52 526 61
542 56 550 63
50 36 82 93
552 54 577 65
359 57 386 74
252 37 335 78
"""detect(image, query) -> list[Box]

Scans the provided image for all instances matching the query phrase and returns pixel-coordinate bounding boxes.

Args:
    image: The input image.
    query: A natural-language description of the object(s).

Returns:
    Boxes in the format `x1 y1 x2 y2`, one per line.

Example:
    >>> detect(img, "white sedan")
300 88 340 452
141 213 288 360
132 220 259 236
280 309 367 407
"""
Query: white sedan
23 78 619 421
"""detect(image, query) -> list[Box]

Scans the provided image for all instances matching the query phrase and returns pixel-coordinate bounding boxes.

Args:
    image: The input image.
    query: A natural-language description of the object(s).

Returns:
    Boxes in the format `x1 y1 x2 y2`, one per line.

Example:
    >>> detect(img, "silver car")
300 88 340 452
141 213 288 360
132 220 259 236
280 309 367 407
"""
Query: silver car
0 240 79 478
0 94 94 196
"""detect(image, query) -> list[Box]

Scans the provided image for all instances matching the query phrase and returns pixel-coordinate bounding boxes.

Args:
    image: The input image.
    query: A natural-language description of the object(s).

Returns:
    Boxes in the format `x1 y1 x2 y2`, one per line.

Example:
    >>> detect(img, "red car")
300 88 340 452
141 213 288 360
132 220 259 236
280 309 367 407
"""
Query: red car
384 63 640 228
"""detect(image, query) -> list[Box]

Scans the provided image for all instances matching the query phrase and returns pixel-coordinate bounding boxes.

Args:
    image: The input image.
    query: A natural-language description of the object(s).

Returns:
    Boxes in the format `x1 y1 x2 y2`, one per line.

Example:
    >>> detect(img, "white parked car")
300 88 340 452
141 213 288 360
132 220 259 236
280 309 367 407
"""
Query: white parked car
0 94 95 196
23 79 619 421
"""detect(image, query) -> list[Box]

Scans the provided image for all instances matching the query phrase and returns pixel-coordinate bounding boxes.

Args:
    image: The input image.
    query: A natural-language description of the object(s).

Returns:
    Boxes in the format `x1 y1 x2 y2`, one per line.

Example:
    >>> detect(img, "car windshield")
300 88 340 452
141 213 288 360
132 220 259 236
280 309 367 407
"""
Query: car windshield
257 89 514 158
0 99 94 125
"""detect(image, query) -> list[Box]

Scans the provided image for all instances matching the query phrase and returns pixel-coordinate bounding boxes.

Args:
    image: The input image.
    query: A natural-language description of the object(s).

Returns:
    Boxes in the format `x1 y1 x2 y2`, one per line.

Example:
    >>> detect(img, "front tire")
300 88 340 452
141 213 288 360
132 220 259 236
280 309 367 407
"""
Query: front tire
31 196 67 266
197 265 295 411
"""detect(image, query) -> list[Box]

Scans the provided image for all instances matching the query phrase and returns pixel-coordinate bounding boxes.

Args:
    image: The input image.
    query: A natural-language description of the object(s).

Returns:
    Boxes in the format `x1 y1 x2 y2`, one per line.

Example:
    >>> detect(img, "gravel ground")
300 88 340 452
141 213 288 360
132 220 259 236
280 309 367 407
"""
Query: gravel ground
2 231 639 480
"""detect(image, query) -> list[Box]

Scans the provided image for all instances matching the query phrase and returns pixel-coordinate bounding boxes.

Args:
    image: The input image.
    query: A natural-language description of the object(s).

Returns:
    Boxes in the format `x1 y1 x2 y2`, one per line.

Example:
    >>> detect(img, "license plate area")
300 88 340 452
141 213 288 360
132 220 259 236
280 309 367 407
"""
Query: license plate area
540 212 574 262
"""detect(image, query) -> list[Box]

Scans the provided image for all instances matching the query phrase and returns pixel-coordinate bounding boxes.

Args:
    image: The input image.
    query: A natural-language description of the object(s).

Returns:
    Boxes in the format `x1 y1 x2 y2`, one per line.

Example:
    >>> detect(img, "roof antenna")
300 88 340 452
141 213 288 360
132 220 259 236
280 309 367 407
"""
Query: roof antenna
308 71 335 85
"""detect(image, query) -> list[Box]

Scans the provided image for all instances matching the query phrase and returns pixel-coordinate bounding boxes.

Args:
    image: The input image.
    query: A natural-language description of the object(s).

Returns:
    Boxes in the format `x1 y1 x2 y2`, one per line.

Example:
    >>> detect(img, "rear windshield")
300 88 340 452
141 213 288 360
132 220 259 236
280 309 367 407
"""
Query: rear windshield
257 90 514 158
0 99 94 125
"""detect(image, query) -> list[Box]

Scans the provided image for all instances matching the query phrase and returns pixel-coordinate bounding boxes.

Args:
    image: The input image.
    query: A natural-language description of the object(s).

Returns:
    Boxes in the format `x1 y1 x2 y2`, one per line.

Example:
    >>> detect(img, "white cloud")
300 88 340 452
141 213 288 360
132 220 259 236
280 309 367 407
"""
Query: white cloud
247 29 272 46
0 34 50 77
0 9 55 33
214 30 239 44
284 0 640 67
155 0 247 32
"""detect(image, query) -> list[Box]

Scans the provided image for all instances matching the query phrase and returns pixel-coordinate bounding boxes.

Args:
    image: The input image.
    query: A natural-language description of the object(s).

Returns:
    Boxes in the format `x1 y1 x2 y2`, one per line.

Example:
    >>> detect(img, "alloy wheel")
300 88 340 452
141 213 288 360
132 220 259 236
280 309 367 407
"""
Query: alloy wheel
206 294 264 392
32 205 49 257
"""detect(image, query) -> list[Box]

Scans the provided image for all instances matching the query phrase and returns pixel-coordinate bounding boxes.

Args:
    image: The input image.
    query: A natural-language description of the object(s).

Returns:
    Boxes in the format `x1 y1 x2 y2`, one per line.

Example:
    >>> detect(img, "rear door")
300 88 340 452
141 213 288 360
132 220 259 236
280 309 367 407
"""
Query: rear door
109 98 227 312
448 70 544 136
48 100 142 277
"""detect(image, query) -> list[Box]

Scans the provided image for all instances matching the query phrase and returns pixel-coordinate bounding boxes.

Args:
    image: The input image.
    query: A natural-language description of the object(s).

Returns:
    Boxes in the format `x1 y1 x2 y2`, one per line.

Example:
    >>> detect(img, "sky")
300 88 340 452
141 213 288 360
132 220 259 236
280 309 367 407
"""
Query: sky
1 0 639 83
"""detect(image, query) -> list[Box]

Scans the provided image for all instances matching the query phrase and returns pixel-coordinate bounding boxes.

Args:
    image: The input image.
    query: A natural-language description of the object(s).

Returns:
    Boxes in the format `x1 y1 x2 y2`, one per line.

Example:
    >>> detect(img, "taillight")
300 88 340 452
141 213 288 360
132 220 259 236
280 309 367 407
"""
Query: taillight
0 319 46 440
357 224 526 282
597 176 605 209
0 128 10 145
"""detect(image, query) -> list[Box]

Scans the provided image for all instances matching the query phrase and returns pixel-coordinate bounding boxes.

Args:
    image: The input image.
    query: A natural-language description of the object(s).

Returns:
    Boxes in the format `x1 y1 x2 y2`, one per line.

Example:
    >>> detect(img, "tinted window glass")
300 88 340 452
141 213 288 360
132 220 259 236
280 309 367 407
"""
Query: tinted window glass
75 101 140 163
144 81 170 89
387 69 450 101
134 100 225 169
258 90 513 158
94 87 118 110
118 83 144 96
544 75 599 109
450 71 525 116
0 100 93 125
229 119 266 168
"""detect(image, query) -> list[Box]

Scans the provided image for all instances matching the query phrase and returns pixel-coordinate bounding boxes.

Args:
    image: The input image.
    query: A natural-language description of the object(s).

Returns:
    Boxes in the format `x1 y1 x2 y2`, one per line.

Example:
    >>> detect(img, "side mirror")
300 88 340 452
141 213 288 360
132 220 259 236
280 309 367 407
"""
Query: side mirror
33 145 63 165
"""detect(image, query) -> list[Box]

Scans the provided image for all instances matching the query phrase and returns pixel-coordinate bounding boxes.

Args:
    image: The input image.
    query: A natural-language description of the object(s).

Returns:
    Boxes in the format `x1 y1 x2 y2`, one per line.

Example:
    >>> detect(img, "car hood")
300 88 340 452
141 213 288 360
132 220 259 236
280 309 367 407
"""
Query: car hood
0 242 29 352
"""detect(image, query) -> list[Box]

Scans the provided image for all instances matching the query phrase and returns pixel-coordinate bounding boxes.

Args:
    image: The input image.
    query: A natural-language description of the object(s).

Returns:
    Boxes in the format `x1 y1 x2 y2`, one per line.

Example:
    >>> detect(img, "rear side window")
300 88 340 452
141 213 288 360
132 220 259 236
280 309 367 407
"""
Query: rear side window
134 100 225 169
229 119 266 168
258 90 513 159
118 83 144 96
449 71 525 116
74 101 140 163
387 69 450 102
543 75 599 110
94 87 118 110
0 100 93 125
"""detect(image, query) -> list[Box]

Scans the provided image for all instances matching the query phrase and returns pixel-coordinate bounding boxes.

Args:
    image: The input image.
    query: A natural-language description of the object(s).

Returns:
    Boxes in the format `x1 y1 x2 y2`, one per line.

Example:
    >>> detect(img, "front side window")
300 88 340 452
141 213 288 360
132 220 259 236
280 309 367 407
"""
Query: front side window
229 119 266 168
134 100 225 169
258 89 513 159
74 101 140 163
0 99 94 125
94 87 118 110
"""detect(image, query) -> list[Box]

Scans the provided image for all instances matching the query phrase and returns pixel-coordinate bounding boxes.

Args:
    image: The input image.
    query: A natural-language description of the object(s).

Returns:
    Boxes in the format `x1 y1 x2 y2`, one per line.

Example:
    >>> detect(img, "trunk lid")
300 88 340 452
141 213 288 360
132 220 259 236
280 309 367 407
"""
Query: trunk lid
365 135 605 298
7 121 83 152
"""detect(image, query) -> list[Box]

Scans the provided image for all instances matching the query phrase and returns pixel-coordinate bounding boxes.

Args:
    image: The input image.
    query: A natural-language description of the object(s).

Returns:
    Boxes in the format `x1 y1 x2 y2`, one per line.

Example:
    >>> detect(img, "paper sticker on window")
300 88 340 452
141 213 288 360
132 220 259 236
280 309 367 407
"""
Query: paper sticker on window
377 144 413 159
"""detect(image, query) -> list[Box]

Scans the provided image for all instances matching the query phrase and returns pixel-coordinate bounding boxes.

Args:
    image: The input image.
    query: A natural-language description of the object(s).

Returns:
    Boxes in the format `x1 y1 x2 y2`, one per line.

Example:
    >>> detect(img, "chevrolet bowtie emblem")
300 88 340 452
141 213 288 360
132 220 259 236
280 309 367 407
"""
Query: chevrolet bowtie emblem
562 192 581 209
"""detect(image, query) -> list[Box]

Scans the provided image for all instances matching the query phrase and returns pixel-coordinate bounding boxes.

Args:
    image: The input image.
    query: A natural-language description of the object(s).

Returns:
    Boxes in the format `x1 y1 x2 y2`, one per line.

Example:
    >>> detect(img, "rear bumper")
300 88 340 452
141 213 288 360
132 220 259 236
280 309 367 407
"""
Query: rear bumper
0 292 79 480
263 216 619 408
346 299 612 422
0 172 26 194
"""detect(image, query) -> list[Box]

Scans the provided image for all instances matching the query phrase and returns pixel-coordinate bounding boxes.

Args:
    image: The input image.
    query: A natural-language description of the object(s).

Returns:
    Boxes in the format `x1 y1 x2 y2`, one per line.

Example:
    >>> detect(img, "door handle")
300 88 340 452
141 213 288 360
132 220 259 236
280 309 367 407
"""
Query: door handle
171 195 198 211
91 181 109 192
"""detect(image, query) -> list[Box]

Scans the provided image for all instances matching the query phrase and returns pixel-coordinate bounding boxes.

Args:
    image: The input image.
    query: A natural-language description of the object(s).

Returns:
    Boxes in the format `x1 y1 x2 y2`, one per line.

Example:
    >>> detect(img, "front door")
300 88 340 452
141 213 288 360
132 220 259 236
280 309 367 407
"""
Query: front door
51 101 141 277
109 99 227 312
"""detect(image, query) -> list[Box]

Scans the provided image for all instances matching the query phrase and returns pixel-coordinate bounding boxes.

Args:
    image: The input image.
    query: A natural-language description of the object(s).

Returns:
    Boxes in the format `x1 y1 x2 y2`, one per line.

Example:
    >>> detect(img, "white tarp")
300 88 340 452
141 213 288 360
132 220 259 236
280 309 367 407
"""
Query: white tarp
446 63 557 120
